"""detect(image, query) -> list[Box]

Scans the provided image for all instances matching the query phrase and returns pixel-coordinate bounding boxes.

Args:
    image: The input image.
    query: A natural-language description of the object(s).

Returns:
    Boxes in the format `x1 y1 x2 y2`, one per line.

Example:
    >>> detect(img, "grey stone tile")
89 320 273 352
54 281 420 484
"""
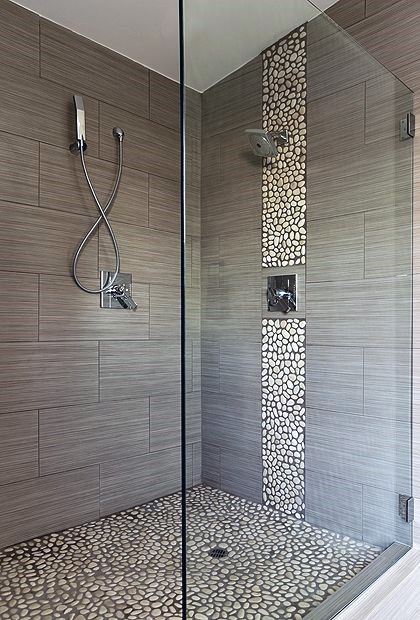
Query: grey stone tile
220 340 261 401
362 486 412 547
100 447 184 515
221 448 262 504
307 275 411 348
40 400 149 475
364 347 411 421
306 408 411 494
365 204 412 279
307 345 363 415
305 469 363 539
0 411 38 486
202 442 221 487
307 214 364 283
202 393 261 455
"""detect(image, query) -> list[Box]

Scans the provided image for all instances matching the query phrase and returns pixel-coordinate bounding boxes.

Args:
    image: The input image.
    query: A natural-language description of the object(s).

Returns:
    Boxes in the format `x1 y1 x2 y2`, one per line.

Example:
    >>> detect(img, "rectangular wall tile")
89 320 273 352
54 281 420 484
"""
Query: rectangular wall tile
307 139 409 222
202 59 261 137
306 346 363 415
220 448 262 504
307 214 364 282
364 347 411 421
348 0 420 74
219 340 261 401
39 275 149 341
99 103 179 180
149 392 201 452
0 0 39 75
0 411 38 485
100 448 184 515
192 442 202 486
0 341 98 414
0 132 38 205
100 340 180 401
201 340 220 393
0 69 99 155
0 272 38 341
365 205 412 278
362 485 412 547
307 17 384 102
150 71 179 131
149 175 180 233
40 144 149 227
0 201 98 278
306 408 411 495
308 83 365 160
100 221 179 285
40 20 149 118
149 284 180 340
307 276 411 348
202 392 261 454
202 442 221 487
39 400 149 475
326 0 366 29
365 73 413 144
305 469 363 539
0 467 99 548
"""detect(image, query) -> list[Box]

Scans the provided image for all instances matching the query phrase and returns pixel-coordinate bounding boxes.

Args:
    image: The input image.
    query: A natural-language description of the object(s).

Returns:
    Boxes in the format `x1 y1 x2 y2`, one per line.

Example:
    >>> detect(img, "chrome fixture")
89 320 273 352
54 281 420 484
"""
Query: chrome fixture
100 271 137 311
245 128 289 157
69 94 87 153
69 94 136 309
267 274 297 313
400 112 415 141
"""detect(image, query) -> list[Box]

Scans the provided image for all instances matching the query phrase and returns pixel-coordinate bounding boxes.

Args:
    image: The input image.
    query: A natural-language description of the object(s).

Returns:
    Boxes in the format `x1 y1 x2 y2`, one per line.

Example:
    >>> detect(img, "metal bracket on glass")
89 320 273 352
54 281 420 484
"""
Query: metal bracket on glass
399 494 414 523
100 271 137 311
267 274 297 313
400 112 415 141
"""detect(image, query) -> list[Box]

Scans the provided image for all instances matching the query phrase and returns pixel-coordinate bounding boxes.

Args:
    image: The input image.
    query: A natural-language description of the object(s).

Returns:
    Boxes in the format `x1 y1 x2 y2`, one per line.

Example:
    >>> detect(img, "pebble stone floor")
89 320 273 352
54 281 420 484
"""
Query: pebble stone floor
0 486 381 620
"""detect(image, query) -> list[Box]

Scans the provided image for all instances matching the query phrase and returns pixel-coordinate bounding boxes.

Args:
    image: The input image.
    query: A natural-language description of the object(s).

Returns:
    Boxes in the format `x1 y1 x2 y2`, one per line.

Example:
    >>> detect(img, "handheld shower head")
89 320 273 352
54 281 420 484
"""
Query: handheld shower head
70 94 87 153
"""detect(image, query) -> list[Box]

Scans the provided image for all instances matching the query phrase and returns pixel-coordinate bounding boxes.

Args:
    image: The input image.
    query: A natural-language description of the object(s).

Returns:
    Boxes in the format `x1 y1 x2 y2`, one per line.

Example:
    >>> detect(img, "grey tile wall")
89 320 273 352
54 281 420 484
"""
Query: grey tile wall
305 13 413 547
200 56 263 501
327 0 420 546
0 0 201 548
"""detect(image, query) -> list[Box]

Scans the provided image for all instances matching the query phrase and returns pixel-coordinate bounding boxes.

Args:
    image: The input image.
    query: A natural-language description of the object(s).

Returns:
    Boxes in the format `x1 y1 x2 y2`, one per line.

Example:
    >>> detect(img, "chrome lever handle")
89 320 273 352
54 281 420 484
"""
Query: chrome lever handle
109 285 138 311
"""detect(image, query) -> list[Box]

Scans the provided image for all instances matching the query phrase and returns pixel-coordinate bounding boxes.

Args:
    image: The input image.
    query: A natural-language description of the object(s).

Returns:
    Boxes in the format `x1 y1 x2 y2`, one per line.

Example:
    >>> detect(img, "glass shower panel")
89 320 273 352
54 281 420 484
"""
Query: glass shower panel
183 2 412 618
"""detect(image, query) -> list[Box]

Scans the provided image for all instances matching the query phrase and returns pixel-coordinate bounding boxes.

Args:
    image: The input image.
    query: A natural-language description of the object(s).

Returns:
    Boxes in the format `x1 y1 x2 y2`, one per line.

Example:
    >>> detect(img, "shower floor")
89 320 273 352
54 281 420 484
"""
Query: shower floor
0 485 381 619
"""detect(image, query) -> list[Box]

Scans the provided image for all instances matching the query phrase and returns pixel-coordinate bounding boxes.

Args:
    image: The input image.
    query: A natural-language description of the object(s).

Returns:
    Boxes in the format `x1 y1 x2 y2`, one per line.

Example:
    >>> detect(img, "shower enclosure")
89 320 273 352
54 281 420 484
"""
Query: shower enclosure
0 0 413 618
183 1 413 618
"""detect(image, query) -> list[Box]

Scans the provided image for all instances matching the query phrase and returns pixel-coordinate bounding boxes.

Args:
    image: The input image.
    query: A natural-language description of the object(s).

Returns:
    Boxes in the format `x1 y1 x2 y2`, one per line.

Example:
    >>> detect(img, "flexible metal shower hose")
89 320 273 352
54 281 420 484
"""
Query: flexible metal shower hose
72 136 123 294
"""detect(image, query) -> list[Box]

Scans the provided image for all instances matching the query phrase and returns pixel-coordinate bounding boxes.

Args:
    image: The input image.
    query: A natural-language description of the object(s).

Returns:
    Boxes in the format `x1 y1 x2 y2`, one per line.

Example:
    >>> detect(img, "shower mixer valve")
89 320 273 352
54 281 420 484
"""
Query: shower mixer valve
100 271 137 311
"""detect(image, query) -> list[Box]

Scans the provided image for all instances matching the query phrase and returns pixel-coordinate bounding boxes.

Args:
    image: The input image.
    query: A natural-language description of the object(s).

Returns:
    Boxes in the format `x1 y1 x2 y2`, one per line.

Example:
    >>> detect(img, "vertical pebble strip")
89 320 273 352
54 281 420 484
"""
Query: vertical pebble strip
262 318 306 518
262 25 307 267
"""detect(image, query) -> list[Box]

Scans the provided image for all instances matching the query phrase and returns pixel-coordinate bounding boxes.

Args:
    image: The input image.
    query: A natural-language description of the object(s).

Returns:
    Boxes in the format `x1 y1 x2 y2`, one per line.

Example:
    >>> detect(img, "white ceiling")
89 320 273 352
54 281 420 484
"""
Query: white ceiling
12 0 336 92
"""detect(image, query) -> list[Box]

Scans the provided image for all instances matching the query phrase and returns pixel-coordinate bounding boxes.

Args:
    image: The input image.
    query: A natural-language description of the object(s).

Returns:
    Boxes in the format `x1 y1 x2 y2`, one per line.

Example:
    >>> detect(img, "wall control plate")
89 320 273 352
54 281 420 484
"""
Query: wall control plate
267 274 297 313
100 271 133 309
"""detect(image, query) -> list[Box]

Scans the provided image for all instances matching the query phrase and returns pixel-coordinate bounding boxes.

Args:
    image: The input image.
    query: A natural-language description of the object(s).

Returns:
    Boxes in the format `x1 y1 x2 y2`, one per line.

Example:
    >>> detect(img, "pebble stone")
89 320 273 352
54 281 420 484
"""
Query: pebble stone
0 486 381 619
262 318 306 518
262 25 307 268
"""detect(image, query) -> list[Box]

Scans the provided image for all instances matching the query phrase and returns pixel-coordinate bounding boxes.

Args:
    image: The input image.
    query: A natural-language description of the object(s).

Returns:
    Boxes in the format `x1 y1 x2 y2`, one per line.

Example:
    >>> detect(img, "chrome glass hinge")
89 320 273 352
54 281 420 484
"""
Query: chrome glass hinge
400 112 415 141
399 494 414 523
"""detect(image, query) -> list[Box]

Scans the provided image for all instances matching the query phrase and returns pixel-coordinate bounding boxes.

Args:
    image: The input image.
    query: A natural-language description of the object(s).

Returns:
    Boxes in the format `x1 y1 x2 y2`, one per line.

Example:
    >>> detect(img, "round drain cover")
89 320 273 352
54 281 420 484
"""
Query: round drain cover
208 546 229 559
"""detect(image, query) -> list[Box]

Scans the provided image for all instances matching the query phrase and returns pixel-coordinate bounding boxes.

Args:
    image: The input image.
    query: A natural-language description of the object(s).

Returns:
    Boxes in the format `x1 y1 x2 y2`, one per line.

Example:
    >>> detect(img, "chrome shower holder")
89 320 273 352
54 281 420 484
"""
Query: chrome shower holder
100 271 137 310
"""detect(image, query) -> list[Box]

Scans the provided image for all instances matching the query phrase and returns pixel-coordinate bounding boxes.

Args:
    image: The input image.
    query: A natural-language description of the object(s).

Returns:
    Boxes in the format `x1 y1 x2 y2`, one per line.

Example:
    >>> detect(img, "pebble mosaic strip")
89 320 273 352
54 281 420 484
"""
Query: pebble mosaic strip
262 318 306 518
262 25 307 267
0 486 380 620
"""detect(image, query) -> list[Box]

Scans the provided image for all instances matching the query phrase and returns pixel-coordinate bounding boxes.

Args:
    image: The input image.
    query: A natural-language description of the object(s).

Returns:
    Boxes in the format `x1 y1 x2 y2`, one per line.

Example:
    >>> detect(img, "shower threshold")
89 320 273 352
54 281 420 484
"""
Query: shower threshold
0 486 406 619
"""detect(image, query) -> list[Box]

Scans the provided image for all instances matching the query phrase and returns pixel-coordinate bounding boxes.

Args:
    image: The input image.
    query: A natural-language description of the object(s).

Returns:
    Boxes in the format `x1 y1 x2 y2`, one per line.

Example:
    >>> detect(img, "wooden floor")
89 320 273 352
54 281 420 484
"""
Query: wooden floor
336 549 420 619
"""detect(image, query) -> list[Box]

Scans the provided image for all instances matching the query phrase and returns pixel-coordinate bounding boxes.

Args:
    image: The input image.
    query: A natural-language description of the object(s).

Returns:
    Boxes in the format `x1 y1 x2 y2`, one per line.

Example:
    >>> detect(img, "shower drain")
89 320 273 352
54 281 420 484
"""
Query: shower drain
208 546 229 559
